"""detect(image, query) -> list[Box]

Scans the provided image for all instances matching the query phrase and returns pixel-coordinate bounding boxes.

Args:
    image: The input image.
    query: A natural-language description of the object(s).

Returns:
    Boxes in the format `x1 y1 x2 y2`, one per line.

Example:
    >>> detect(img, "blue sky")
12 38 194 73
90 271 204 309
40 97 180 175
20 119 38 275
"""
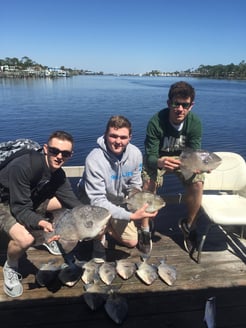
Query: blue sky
2 0 246 74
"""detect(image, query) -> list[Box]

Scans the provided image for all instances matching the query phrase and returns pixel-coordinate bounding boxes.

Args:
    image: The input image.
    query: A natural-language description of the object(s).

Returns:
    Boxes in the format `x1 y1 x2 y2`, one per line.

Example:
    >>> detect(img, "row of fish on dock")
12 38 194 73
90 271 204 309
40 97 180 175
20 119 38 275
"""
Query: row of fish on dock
36 257 176 287
36 255 177 324
35 256 216 326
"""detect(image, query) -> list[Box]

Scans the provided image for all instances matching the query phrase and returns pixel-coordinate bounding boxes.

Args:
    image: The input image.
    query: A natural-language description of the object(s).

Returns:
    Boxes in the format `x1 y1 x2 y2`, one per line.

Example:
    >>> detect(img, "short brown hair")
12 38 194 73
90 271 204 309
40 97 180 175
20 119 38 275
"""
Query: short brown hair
48 130 74 144
105 115 132 135
168 81 195 102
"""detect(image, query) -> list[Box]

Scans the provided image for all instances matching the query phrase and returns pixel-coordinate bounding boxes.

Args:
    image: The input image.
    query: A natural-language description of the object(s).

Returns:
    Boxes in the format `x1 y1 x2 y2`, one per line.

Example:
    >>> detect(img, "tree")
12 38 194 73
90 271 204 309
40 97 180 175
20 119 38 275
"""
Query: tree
21 56 34 68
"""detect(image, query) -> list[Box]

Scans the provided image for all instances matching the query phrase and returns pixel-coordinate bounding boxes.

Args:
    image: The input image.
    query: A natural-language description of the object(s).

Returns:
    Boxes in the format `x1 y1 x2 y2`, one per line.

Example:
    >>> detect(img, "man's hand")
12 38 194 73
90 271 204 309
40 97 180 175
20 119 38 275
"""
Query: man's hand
130 203 158 221
38 219 60 242
47 235 60 243
38 219 54 233
158 156 180 172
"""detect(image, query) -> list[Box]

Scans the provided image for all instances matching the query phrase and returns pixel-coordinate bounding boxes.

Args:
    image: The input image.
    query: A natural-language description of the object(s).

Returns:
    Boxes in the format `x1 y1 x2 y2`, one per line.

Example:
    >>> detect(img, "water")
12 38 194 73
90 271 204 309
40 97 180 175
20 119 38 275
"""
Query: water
1 76 246 193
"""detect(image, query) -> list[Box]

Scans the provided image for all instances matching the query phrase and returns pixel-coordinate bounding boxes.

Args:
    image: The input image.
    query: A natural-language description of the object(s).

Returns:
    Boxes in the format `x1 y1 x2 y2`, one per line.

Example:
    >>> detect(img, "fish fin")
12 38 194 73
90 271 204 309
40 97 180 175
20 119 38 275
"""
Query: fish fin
74 260 87 268
128 188 141 198
180 168 194 180
126 203 133 211
141 254 150 262
59 239 78 253
108 284 123 293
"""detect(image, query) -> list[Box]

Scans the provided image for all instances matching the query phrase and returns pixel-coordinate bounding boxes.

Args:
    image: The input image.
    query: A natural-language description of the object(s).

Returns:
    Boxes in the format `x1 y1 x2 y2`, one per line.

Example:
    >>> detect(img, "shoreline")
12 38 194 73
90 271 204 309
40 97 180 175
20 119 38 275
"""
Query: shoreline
1 71 246 81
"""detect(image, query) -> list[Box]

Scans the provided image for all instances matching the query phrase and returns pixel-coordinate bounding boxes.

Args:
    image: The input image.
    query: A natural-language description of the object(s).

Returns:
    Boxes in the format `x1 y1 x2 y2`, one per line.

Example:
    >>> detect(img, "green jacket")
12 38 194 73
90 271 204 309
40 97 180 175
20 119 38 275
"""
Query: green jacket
144 108 202 170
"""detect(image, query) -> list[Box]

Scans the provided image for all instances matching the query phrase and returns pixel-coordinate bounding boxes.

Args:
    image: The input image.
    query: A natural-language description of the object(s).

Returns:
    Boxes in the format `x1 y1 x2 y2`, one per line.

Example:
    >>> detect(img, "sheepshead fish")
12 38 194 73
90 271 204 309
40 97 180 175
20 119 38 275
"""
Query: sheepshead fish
45 205 111 253
36 260 61 287
58 262 83 287
157 259 177 286
136 256 158 285
104 290 128 325
99 262 117 285
180 148 222 180
83 275 110 311
126 191 165 213
81 259 101 284
116 259 136 280
204 296 216 328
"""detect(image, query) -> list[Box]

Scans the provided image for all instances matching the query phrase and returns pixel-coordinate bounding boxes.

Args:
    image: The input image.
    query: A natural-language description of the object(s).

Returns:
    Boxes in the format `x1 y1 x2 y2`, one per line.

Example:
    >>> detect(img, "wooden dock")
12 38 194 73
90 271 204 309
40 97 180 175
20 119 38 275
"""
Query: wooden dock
0 196 245 328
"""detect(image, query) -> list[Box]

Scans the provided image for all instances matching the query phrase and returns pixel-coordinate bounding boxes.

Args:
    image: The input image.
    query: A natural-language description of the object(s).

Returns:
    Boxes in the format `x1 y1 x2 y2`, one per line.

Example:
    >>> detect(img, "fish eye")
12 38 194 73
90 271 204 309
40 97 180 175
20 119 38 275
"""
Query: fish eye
85 220 93 228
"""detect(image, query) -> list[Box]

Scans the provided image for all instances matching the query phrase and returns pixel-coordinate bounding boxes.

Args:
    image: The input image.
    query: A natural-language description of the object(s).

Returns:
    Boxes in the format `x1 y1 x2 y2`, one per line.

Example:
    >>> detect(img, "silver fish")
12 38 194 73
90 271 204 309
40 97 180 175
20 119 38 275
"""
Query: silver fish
58 262 83 287
83 276 110 311
46 205 111 253
126 191 165 213
157 259 177 286
99 262 117 285
116 259 136 280
81 259 101 284
204 296 216 328
36 260 61 287
180 148 222 180
104 290 128 325
136 256 158 285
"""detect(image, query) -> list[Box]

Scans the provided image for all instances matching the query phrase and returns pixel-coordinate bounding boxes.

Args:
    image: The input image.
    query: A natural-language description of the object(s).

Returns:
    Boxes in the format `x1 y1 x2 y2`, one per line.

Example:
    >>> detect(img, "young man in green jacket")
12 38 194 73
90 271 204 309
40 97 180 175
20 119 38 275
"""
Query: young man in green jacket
142 81 204 254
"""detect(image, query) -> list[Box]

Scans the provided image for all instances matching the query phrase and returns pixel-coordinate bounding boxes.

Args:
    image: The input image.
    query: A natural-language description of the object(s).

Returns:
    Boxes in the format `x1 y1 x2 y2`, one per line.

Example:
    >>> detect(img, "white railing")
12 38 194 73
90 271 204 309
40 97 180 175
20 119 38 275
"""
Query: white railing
63 166 84 178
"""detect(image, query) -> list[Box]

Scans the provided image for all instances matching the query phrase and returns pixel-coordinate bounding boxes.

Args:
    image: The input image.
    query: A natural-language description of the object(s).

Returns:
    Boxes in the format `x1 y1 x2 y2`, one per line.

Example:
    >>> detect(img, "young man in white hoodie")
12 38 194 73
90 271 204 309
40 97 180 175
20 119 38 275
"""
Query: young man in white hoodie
79 115 157 262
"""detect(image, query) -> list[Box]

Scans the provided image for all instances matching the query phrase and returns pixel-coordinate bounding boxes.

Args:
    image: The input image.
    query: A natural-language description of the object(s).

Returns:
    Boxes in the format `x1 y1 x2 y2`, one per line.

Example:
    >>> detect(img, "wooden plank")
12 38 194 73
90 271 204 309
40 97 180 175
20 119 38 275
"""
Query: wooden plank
0 190 246 327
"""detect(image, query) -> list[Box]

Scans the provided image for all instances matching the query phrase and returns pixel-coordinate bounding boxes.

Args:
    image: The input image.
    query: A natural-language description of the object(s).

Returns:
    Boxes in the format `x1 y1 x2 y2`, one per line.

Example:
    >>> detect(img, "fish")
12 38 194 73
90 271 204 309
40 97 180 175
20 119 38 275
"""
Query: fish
81 259 101 284
83 275 110 311
35 260 61 287
58 262 83 287
204 296 216 328
157 259 177 286
116 259 136 280
104 290 128 325
179 148 222 180
126 190 166 213
45 204 111 253
136 256 158 285
98 262 117 285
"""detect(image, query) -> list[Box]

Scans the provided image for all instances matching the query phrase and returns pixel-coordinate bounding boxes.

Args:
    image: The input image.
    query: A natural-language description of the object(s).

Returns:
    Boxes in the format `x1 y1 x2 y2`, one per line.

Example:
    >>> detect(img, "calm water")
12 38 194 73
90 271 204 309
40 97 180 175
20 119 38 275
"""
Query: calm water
1 76 246 193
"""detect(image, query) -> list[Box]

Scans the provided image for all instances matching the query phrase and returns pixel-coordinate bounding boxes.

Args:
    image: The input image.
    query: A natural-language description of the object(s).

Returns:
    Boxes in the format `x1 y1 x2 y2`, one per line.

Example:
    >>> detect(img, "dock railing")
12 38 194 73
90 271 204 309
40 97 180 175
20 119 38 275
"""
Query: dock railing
63 165 184 205
63 166 84 178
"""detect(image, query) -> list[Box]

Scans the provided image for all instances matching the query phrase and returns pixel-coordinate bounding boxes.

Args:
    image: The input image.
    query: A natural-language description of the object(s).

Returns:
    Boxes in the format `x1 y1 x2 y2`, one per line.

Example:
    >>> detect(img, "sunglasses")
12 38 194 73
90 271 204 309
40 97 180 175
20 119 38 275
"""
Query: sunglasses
48 146 72 158
108 134 129 140
171 102 192 109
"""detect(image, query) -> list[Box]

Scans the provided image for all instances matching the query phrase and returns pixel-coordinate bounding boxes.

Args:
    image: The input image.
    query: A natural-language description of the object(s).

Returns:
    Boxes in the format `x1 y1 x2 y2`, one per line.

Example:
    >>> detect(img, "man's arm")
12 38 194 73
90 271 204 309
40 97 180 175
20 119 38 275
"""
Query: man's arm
9 163 45 230
144 114 163 170
55 177 81 208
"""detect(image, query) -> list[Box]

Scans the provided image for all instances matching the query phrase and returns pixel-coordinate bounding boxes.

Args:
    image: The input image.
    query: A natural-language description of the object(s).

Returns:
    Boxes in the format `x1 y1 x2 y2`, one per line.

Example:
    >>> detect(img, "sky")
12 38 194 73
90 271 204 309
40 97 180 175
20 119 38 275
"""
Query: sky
1 0 246 74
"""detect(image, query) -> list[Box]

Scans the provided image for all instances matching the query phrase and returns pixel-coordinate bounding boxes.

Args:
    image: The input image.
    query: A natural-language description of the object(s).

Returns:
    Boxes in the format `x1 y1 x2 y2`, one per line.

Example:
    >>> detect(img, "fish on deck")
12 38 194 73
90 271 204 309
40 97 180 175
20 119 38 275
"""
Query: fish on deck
81 259 101 284
157 259 177 286
116 259 136 280
58 262 83 287
104 289 128 325
83 275 110 311
35 260 61 287
98 262 117 285
136 256 158 285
